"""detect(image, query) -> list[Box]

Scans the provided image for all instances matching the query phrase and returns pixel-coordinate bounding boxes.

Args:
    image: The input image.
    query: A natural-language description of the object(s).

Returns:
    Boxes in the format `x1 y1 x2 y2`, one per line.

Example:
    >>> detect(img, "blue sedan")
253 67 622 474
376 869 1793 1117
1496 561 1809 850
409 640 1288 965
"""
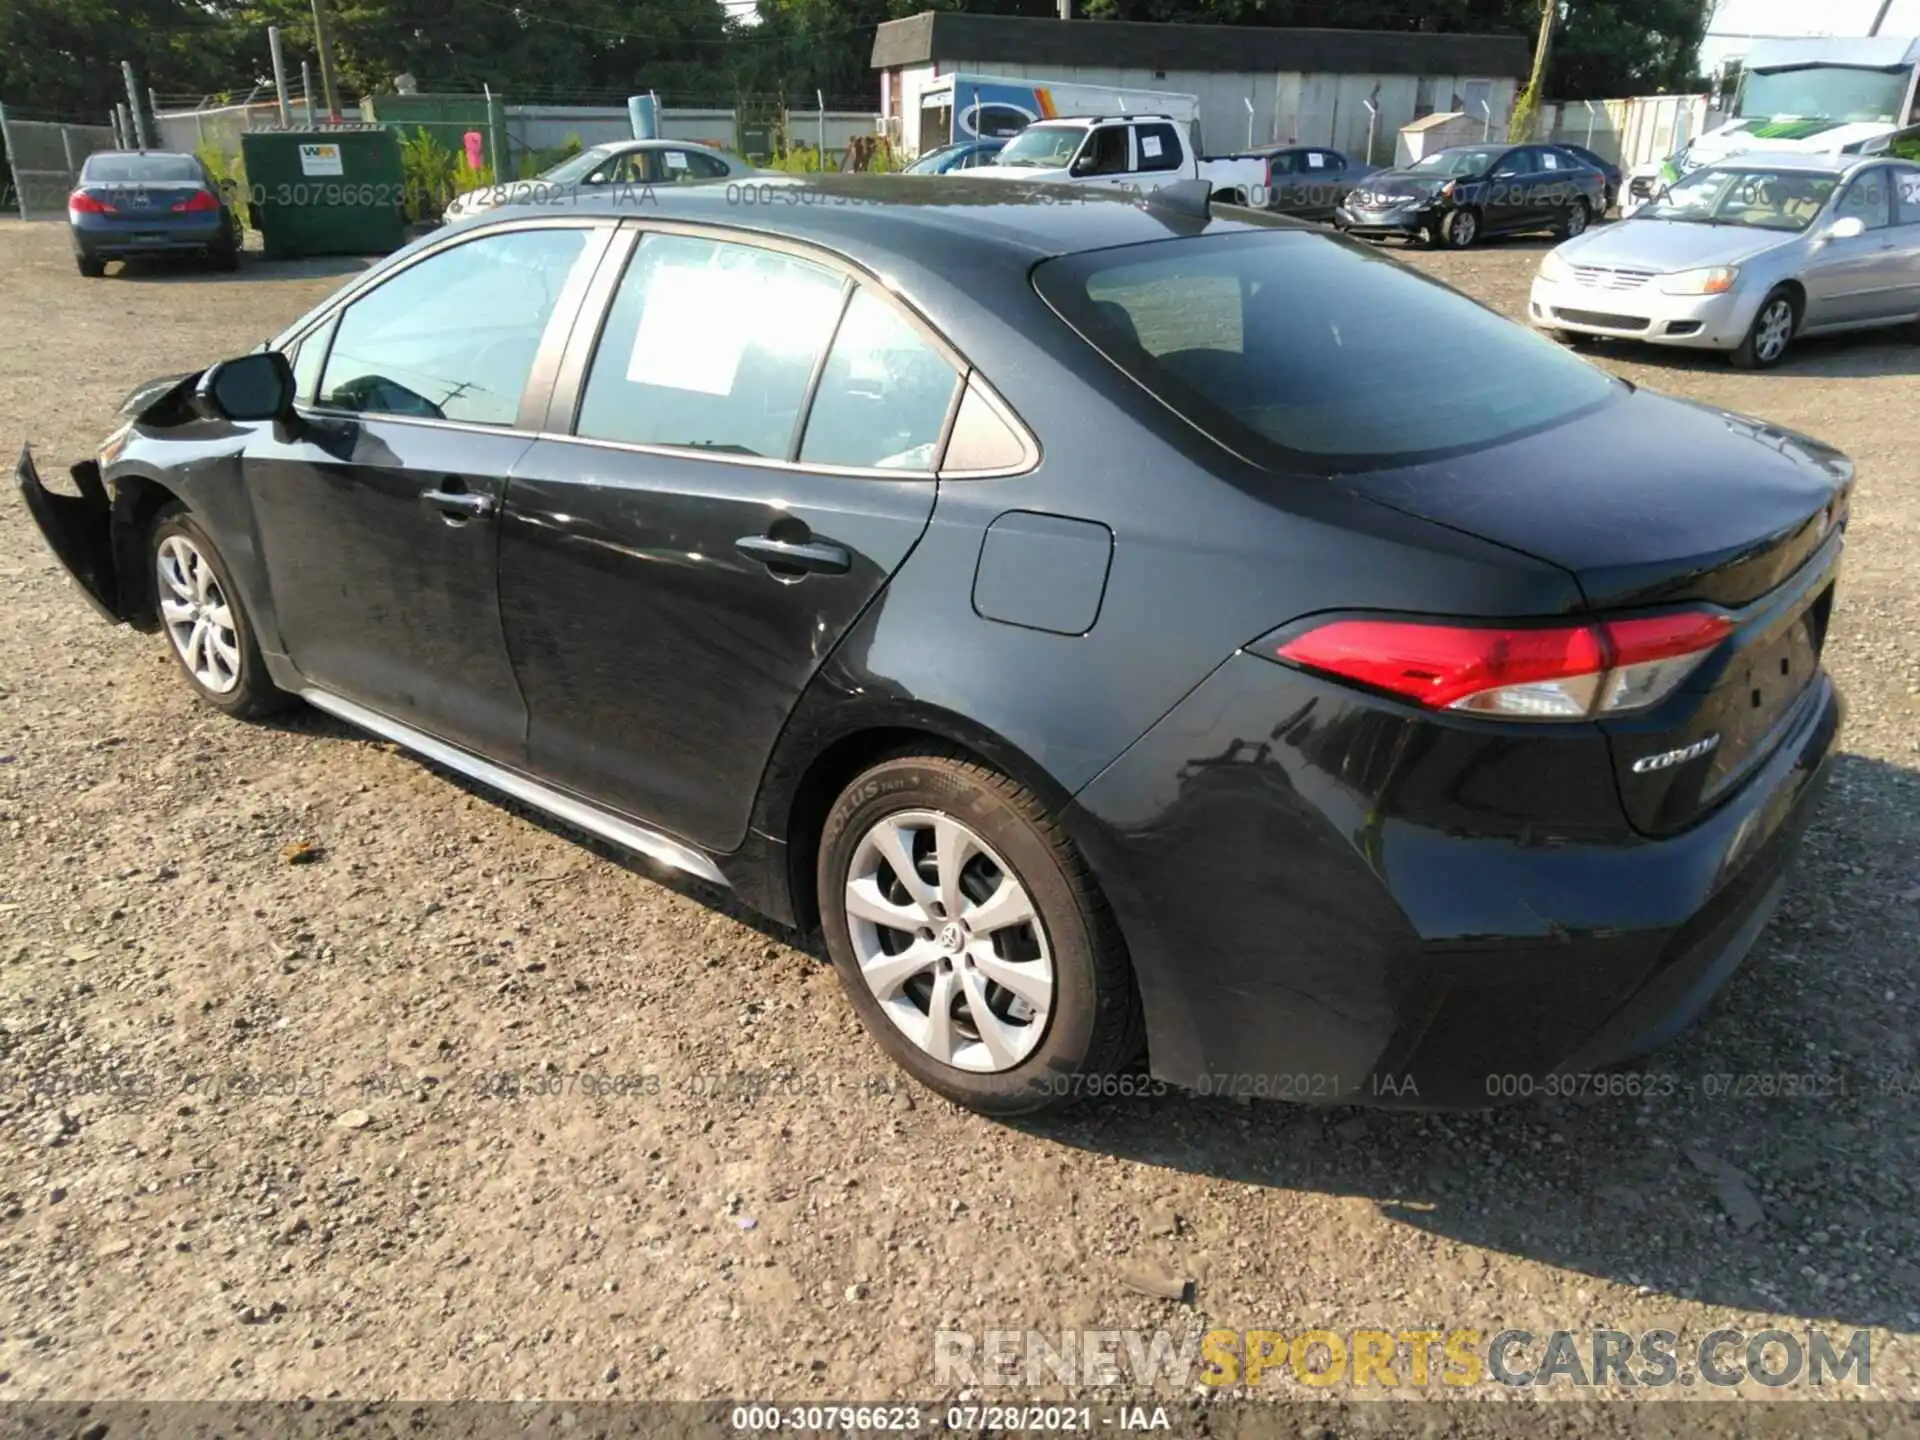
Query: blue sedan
68 150 242 276
903 139 1006 174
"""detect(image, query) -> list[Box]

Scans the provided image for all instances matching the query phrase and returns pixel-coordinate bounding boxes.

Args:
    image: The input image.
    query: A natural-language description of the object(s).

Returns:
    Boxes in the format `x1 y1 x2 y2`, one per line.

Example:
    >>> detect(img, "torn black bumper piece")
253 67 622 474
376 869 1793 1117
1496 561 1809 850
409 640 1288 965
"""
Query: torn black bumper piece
15 445 122 622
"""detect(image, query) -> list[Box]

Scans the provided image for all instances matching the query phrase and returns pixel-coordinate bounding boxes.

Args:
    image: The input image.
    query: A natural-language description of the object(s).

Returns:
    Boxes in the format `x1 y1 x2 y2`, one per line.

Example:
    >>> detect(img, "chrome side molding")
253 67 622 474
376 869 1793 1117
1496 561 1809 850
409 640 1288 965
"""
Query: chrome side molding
299 688 729 887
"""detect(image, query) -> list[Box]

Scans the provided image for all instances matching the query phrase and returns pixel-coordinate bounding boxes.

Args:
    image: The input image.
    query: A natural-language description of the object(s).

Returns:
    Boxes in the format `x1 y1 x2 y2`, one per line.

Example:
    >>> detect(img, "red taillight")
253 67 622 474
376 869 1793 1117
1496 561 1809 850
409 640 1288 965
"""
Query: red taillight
1272 611 1734 721
173 189 220 212
68 190 115 214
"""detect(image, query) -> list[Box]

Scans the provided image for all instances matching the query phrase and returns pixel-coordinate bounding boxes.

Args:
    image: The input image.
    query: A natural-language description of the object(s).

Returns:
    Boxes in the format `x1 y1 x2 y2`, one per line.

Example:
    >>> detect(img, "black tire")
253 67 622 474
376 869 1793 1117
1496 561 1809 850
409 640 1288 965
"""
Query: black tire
1730 286 1799 370
148 503 290 719
817 748 1143 1116
1558 198 1592 239
76 254 106 278
1553 329 1596 350
1441 207 1480 249
211 238 241 272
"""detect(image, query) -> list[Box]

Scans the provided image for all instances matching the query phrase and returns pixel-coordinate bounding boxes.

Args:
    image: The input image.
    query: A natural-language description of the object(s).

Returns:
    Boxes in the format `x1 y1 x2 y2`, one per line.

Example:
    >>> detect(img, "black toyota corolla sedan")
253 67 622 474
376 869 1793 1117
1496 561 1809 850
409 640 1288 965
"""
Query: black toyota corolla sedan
18 175 1847 1115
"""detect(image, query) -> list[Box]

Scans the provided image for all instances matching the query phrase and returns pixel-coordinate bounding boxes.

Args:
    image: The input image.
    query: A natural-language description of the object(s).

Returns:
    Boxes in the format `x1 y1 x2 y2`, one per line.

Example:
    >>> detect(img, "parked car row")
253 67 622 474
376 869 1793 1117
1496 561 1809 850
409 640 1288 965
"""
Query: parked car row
1531 151 1920 368
25 170 1853 1117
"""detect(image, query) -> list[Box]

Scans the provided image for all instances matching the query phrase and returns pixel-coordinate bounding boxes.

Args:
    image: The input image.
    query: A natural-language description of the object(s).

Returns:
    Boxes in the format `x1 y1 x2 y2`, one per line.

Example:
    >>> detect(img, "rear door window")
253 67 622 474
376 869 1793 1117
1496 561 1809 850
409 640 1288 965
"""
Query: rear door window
1134 123 1182 174
798 289 960 470
660 149 731 181
1036 229 1617 471
574 233 846 459
1893 164 1920 223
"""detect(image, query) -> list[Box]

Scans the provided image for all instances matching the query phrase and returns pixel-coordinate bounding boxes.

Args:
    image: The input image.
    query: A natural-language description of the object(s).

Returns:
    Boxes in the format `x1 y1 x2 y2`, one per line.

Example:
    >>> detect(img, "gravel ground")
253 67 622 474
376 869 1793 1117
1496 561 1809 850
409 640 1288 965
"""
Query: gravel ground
1 217 1918 1428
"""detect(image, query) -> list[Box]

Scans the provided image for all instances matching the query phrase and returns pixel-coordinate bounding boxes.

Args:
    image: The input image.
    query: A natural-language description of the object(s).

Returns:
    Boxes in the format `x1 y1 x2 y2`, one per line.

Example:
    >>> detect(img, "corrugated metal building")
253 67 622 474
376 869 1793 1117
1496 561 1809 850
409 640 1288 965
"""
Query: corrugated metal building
872 11 1529 163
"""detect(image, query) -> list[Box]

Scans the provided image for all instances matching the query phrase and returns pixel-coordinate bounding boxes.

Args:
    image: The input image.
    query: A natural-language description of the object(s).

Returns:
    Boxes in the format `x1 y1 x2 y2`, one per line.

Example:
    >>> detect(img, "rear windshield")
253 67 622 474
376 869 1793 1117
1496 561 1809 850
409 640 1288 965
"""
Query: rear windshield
82 153 202 183
1034 229 1618 472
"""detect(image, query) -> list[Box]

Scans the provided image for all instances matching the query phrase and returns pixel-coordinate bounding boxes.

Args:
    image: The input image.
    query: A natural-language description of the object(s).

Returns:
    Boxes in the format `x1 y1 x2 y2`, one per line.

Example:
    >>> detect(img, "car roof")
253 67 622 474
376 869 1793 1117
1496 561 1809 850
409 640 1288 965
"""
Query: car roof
1699 151 1887 177
479 172 1296 262
591 138 729 153
87 149 195 162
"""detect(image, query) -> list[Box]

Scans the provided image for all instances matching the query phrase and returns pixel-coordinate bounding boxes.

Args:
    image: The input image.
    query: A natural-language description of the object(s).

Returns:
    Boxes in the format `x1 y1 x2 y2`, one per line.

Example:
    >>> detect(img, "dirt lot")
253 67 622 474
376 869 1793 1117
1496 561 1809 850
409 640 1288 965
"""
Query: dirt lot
1 217 1918 1425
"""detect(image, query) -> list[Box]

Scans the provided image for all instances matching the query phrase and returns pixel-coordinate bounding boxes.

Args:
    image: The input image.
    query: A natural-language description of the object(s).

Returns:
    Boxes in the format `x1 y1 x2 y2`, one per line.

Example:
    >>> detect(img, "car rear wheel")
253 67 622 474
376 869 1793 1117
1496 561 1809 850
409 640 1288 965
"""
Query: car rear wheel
1442 207 1480 248
75 254 105 278
150 504 289 718
817 749 1142 1116
1731 288 1798 370
1559 199 1591 238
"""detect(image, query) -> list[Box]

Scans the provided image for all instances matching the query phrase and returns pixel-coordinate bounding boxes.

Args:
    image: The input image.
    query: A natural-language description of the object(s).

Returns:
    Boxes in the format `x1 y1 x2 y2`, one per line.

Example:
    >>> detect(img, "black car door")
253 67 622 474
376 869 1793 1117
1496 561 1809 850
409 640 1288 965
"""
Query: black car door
1484 146 1538 231
1531 147 1579 224
497 225 962 853
245 220 612 762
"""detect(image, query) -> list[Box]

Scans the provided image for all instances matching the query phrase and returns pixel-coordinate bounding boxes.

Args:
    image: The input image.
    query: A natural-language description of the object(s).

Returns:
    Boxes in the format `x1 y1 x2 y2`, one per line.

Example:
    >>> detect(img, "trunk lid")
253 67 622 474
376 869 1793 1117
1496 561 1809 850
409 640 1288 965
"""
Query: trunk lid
1343 388 1851 834
78 182 213 222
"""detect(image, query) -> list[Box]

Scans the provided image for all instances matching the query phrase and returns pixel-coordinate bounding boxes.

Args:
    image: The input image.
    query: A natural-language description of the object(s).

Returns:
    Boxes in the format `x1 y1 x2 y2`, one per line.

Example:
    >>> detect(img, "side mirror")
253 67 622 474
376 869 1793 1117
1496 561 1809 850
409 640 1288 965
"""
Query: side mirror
1826 215 1867 241
1069 155 1094 177
195 351 295 423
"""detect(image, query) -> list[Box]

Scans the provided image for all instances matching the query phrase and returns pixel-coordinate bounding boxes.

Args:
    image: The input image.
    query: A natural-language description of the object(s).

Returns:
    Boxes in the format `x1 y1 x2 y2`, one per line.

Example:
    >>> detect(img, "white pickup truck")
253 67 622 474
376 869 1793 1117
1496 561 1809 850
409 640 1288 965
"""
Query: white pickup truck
967 114 1270 204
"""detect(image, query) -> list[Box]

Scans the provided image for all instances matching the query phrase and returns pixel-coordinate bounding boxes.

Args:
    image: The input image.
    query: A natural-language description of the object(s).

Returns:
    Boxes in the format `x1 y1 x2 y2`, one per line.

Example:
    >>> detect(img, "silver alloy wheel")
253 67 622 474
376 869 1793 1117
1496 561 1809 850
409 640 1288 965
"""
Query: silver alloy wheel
843 809 1054 1073
1754 298 1794 364
1566 202 1588 236
156 534 242 694
1451 210 1477 246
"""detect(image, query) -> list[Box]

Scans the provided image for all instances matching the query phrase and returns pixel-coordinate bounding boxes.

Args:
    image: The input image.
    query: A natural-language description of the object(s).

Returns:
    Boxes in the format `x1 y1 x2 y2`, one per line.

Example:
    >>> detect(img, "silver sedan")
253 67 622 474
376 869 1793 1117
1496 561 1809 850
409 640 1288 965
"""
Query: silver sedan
443 139 757 222
1528 153 1920 367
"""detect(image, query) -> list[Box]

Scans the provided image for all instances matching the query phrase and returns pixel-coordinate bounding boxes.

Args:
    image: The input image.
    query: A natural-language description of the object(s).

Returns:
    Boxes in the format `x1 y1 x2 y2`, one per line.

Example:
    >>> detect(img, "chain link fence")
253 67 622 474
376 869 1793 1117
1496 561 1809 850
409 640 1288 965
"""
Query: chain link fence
0 108 118 220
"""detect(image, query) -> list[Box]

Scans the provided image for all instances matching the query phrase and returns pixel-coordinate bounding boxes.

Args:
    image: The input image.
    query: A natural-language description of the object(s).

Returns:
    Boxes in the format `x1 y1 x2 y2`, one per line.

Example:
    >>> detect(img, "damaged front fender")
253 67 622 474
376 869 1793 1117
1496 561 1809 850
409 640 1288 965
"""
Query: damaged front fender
16 444 127 623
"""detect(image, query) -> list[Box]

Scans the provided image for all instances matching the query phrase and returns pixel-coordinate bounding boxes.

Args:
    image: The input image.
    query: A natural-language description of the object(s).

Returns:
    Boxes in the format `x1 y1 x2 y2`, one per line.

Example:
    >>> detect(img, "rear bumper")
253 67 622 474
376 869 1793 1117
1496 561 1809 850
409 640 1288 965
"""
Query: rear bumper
1067 651 1842 1107
72 217 229 258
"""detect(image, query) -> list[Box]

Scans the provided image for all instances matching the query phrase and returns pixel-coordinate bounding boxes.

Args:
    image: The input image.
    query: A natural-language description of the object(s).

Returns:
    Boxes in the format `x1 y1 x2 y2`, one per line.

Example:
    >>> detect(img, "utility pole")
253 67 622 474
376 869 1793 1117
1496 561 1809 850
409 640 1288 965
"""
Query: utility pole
121 62 152 148
310 0 343 121
269 26 293 127
1509 0 1556 141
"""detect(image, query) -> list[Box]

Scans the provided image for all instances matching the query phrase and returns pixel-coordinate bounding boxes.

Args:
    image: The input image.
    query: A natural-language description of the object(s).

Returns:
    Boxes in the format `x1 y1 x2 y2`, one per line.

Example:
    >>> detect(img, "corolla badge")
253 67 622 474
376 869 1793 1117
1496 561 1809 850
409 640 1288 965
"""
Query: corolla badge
1632 734 1721 774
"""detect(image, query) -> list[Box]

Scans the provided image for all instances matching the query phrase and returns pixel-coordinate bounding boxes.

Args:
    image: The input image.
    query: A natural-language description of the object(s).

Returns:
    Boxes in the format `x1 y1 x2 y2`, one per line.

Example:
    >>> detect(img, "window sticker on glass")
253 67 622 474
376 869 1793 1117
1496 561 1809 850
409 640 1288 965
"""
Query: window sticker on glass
1307 152 1326 168
665 150 689 171
1141 134 1163 159
629 269 749 394
1901 173 1920 206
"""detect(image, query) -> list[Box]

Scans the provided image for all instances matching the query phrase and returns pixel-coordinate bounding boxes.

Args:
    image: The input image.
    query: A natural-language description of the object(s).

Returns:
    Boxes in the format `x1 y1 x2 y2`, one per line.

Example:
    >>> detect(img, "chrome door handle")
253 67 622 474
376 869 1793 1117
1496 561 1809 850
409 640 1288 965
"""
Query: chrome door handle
422 488 496 520
735 534 851 576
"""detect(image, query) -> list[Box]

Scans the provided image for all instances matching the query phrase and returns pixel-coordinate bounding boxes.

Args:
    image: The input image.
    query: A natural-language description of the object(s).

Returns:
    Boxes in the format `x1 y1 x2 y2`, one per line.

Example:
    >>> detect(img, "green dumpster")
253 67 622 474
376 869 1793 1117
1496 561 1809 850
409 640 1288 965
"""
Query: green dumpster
241 127 407 259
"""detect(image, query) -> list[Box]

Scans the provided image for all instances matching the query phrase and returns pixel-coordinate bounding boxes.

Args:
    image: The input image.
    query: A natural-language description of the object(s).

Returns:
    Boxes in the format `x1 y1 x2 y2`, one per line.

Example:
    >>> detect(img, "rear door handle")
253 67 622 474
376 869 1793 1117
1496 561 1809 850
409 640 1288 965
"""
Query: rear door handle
735 534 851 576
422 487 496 520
